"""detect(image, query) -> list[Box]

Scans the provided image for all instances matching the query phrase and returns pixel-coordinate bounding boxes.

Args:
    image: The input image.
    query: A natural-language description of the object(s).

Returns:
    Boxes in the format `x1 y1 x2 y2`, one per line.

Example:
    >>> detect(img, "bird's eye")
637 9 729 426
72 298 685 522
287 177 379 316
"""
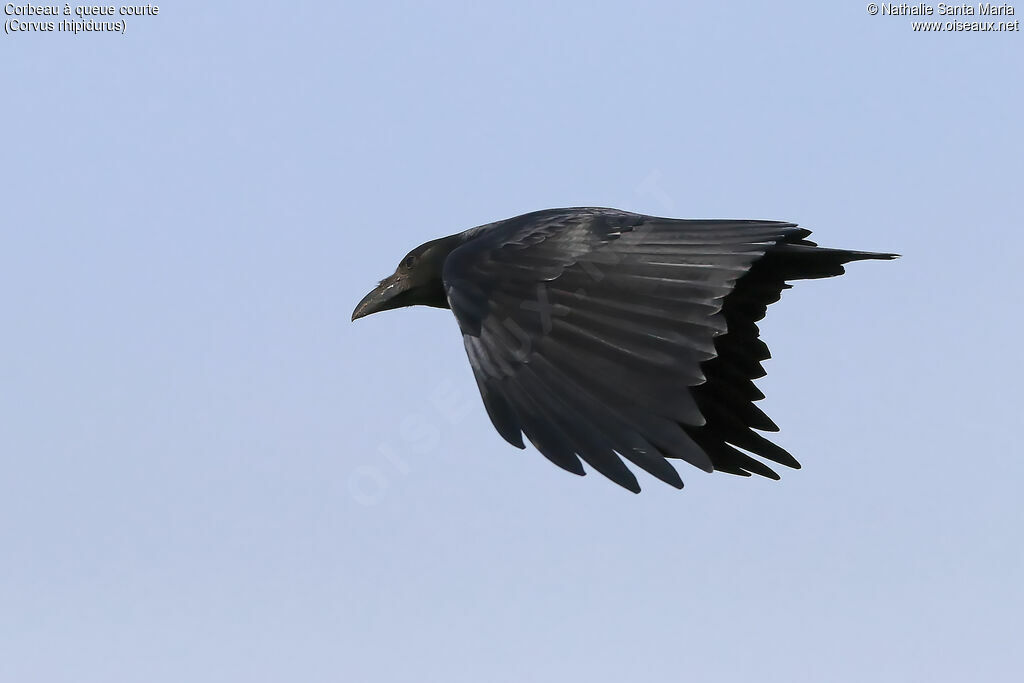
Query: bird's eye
403 256 416 269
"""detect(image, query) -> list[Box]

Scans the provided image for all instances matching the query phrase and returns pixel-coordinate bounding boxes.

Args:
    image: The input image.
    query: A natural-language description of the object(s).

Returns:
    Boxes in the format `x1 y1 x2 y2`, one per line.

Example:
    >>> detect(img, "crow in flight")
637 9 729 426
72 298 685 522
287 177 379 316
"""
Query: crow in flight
352 207 896 492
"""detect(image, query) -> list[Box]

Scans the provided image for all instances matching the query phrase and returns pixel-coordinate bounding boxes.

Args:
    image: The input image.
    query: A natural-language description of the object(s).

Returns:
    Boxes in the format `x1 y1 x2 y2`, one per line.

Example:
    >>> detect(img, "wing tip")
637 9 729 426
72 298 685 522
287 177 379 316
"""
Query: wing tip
502 432 526 449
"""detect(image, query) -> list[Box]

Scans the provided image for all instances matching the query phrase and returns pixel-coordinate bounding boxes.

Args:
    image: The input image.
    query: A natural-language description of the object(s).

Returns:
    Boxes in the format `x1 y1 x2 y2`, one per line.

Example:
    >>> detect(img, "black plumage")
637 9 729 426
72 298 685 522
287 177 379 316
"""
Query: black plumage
352 207 896 492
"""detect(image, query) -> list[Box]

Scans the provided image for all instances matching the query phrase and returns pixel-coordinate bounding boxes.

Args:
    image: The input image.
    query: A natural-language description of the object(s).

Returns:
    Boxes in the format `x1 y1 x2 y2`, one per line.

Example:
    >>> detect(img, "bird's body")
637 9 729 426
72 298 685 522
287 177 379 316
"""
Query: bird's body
353 207 896 492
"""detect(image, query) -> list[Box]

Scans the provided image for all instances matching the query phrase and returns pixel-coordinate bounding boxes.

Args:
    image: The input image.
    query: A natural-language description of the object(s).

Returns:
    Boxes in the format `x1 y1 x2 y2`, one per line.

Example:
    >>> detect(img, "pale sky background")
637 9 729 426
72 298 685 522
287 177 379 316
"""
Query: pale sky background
2 2 1022 682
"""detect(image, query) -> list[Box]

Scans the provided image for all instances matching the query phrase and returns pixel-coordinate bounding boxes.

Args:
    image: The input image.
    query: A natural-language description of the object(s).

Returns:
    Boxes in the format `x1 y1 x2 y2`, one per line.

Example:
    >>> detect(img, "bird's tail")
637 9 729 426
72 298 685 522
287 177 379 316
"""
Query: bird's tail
762 233 899 281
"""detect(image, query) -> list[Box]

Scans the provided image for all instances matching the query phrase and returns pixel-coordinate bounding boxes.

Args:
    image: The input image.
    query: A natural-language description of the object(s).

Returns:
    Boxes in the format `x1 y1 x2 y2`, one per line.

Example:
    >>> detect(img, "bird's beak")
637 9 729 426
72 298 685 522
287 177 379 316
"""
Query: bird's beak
352 274 409 321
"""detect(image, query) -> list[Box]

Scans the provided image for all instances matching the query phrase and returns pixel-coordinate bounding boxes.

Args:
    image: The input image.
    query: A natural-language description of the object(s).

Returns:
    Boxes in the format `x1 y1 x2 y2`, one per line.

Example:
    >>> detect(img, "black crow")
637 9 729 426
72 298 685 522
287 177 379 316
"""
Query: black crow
352 207 896 492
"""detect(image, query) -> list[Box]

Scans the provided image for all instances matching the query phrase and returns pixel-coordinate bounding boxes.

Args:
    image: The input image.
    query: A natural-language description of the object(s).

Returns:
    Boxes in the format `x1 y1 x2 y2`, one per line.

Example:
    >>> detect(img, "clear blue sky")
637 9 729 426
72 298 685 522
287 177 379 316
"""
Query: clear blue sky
2 2 1022 681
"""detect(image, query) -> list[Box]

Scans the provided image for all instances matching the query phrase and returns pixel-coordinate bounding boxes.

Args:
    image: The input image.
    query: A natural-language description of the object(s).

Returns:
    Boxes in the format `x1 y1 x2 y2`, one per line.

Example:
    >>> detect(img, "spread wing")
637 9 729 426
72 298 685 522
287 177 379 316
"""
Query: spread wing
443 207 889 492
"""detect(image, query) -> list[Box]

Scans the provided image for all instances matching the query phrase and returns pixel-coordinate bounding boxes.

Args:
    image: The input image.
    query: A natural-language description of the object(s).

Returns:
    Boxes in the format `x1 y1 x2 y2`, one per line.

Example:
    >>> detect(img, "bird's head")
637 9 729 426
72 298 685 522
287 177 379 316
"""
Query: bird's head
351 235 461 321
